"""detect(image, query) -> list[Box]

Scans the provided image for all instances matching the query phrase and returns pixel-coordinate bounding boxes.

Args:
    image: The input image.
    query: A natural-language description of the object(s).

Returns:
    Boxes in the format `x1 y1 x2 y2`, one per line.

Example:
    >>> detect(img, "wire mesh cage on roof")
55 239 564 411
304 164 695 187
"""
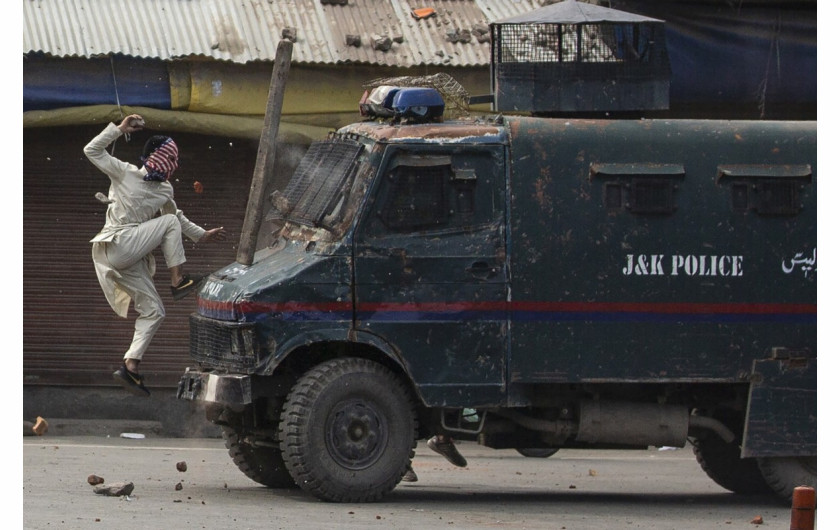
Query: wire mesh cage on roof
496 23 635 64
489 0 670 113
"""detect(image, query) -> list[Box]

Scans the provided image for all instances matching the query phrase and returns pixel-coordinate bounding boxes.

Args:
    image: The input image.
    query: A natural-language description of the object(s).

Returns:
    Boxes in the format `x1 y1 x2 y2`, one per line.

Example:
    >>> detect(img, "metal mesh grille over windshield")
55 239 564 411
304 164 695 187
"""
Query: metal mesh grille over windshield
271 138 362 227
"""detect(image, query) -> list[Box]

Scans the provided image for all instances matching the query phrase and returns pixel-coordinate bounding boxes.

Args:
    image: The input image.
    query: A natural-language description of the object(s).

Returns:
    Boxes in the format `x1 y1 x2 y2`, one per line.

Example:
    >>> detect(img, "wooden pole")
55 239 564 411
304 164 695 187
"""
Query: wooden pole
236 40 293 266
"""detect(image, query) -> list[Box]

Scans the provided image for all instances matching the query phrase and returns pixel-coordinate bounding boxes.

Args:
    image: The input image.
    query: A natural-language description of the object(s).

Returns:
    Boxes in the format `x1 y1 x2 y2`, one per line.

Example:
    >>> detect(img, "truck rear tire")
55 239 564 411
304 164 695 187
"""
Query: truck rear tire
221 426 298 488
756 456 817 502
692 434 772 495
278 357 417 502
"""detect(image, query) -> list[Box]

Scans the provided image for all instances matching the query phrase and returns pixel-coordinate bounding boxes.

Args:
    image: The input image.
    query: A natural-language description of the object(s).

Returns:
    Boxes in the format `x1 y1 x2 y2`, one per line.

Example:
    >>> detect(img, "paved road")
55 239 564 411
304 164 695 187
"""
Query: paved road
23 436 806 529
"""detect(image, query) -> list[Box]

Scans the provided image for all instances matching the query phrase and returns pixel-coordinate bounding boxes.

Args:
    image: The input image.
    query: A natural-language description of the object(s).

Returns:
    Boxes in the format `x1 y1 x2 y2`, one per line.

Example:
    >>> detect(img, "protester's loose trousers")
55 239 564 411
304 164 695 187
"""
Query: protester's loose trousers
102 214 187 361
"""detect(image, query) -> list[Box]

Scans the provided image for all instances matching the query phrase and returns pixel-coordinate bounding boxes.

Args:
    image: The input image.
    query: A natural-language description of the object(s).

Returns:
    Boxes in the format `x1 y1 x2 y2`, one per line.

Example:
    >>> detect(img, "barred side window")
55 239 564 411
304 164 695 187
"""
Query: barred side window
717 164 812 216
366 148 501 238
380 164 449 231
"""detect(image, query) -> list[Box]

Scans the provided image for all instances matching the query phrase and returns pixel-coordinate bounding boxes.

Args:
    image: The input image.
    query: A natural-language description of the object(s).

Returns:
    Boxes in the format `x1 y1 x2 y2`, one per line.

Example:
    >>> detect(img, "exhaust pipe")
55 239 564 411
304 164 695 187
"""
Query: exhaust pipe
494 400 736 448
577 400 689 448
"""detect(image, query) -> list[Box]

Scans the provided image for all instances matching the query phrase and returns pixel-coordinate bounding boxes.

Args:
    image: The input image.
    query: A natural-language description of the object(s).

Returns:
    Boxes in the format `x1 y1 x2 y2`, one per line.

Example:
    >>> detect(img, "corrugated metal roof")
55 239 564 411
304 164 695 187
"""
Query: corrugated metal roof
23 0 546 67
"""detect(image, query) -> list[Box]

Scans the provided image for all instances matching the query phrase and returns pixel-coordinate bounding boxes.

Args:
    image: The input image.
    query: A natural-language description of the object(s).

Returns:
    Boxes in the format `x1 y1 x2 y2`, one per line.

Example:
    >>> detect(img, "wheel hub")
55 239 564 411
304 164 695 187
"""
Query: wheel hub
326 399 388 469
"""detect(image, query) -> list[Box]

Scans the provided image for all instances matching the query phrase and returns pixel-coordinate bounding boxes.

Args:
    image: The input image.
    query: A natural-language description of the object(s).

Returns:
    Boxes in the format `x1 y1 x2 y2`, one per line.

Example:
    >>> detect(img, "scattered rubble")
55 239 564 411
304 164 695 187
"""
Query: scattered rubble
176 461 188 472
371 35 393 52
87 475 104 486
93 482 134 497
445 28 472 43
175 482 183 491
472 23 491 44
23 417 49 437
750 515 764 525
120 433 145 439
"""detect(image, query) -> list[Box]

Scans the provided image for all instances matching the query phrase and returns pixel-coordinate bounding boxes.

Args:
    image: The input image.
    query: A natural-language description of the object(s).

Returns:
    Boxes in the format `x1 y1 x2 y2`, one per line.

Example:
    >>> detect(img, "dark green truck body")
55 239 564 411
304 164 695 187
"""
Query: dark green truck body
177 116 816 502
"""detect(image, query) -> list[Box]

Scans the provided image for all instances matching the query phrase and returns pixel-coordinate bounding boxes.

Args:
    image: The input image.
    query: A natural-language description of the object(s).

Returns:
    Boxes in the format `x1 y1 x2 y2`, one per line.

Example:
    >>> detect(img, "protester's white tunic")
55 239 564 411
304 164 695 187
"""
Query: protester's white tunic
85 123 206 319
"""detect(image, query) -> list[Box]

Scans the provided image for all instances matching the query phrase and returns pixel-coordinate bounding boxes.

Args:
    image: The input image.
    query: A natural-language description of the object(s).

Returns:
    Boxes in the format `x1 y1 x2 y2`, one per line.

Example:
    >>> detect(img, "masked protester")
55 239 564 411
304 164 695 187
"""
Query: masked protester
85 114 227 397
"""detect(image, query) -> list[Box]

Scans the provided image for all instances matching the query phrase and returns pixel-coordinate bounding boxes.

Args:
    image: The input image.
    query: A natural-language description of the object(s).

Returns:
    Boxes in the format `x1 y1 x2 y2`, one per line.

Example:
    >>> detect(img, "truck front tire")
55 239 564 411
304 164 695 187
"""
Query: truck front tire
278 357 417 502
221 426 298 488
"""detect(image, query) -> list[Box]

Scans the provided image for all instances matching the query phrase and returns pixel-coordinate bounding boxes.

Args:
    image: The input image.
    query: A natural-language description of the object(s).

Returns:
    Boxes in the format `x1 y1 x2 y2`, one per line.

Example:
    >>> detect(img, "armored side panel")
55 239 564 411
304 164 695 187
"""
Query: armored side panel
505 117 816 389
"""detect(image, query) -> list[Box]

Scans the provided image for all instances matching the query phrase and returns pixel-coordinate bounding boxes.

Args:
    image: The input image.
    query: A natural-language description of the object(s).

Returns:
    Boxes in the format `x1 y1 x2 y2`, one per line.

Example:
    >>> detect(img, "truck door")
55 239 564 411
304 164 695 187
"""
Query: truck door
353 144 508 406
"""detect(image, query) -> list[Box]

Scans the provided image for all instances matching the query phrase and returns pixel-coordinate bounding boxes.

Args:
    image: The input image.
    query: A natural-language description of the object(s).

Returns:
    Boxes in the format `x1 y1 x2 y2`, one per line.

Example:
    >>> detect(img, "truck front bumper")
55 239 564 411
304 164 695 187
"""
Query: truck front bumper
176 368 253 406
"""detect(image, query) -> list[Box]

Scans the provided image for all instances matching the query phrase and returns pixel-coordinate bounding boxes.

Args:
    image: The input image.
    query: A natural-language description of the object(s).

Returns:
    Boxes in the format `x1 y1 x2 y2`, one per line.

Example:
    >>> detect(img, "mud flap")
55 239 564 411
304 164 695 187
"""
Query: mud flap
742 356 816 458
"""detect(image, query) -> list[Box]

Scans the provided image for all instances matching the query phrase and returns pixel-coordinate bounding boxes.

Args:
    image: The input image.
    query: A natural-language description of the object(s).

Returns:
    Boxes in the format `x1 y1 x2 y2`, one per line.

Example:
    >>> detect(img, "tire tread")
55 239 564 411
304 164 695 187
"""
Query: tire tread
278 358 417 502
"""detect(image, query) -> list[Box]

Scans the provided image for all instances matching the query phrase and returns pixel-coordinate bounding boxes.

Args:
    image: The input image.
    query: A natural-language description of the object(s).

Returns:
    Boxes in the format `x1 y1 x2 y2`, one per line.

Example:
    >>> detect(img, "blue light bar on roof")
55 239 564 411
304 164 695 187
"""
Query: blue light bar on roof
360 86 445 121
391 88 445 120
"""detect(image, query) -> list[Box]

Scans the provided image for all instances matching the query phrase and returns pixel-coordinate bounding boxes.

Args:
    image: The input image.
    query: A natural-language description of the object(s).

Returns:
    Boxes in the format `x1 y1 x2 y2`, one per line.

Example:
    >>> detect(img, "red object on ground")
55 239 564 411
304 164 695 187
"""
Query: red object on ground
790 486 816 530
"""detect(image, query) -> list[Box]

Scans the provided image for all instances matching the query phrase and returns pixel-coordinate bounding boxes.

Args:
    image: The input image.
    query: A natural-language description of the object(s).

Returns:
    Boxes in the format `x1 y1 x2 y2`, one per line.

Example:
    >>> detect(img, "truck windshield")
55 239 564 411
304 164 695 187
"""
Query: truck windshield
265 136 365 242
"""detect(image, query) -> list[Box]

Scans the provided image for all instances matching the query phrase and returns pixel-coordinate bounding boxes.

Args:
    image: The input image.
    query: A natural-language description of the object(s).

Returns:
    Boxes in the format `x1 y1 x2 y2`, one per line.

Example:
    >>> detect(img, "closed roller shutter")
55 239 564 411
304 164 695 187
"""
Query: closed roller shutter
23 125 265 388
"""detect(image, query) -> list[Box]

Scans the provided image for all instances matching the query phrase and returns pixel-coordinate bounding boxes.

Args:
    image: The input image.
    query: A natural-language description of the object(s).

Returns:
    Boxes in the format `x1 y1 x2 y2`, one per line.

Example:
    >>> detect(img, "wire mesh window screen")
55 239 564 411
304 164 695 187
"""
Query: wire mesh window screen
275 139 362 226
381 165 449 231
496 23 657 64
568 24 621 62
497 23 560 63
629 178 675 214
755 181 800 216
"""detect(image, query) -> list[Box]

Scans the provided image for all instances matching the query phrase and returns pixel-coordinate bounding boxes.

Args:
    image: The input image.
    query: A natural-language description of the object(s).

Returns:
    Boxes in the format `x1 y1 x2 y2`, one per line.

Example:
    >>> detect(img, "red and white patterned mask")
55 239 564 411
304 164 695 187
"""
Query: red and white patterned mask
142 138 179 181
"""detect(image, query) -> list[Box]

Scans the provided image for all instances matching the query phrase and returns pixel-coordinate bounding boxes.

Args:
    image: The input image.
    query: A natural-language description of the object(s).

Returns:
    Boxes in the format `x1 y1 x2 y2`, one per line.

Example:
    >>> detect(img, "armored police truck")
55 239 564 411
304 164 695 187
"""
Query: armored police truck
177 84 815 503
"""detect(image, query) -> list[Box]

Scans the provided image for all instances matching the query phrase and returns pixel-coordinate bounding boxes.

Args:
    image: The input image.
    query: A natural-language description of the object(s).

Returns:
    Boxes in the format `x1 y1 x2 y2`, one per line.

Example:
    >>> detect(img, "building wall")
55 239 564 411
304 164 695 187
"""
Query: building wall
25 56 494 136
22 125 273 389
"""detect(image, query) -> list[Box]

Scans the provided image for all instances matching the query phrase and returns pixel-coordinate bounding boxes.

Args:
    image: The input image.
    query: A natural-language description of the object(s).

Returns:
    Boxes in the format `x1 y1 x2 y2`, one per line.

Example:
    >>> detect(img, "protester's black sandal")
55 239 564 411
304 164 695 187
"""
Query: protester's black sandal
171 274 201 301
113 364 151 397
